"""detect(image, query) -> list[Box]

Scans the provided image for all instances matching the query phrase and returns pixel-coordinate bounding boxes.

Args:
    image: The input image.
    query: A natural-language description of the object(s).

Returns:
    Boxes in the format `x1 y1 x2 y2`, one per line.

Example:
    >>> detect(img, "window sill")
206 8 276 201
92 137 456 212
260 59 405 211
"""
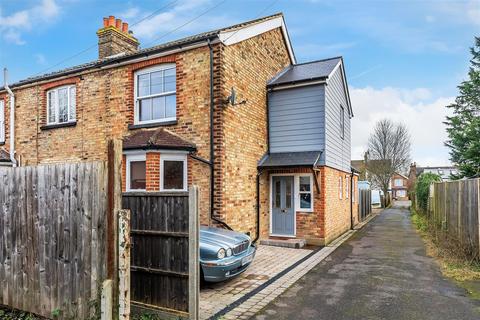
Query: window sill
41 121 77 131
129 120 177 130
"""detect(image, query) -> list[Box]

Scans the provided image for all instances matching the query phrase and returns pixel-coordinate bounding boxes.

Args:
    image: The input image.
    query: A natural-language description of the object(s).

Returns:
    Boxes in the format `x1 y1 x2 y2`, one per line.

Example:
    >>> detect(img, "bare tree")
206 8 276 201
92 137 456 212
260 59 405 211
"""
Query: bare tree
367 119 411 205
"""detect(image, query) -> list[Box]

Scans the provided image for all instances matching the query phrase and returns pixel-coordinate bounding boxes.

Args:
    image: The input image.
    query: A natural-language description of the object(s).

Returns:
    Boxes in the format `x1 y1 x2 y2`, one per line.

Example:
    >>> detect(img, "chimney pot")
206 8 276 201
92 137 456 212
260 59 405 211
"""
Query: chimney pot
98 15 139 59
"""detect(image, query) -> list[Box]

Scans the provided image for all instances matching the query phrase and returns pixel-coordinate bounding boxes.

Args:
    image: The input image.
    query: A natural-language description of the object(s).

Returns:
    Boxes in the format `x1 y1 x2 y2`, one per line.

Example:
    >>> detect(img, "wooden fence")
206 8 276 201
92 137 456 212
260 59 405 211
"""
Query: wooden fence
428 178 480 258
358 189 372 221
122 187 199 318
0 162 109 319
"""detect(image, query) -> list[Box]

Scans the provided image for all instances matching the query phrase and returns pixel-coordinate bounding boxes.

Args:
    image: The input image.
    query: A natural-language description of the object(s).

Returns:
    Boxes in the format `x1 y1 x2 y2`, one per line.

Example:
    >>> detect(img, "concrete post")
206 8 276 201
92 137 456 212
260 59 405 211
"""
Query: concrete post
188 186 200 320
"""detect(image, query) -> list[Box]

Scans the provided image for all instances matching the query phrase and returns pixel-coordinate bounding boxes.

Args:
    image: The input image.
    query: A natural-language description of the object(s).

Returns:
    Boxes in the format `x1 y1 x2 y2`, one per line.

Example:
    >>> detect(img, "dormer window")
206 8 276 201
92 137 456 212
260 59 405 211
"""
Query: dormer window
47 85 76 125
134 64 176 125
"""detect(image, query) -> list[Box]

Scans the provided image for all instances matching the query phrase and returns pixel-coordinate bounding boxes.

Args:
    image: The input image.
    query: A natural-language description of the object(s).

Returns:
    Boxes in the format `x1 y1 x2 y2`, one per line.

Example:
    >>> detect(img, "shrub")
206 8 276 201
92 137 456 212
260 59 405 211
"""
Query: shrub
415 172 441 212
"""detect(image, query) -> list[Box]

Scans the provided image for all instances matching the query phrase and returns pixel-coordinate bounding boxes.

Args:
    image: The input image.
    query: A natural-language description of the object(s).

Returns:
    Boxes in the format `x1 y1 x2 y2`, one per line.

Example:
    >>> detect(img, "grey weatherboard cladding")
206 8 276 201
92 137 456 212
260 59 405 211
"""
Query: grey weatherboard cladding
267 57 352 173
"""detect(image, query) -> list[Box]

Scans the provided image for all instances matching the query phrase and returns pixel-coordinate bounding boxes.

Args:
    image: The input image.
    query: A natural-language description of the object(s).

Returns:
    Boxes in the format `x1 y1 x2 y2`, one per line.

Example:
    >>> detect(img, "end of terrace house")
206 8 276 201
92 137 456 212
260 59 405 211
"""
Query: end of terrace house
0 12 358 246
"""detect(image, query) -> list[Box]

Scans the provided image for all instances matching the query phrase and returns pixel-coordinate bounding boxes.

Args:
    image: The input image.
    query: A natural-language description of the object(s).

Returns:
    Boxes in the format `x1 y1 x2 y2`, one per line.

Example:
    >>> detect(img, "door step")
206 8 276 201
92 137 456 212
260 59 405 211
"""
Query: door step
260 238 306 249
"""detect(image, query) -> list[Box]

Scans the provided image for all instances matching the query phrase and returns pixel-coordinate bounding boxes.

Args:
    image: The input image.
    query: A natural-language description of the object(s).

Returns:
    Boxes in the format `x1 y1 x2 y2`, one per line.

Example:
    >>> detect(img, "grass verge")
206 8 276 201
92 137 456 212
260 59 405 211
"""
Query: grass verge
411 209 480 299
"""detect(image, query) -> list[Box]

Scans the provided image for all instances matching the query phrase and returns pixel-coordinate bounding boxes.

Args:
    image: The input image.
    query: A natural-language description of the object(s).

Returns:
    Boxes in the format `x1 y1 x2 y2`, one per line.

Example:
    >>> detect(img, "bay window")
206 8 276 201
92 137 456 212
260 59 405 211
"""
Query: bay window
47 85 76 125
134 64 176 125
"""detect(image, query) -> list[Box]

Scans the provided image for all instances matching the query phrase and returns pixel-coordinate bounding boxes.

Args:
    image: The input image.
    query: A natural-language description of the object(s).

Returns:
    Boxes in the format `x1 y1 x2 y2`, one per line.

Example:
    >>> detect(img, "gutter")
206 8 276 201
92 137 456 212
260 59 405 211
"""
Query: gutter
3 68 16 167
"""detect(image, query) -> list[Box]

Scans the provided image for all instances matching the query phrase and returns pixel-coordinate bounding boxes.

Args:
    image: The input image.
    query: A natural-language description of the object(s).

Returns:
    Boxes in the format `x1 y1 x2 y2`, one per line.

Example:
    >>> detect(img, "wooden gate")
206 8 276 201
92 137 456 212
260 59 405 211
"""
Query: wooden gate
122 191 198 317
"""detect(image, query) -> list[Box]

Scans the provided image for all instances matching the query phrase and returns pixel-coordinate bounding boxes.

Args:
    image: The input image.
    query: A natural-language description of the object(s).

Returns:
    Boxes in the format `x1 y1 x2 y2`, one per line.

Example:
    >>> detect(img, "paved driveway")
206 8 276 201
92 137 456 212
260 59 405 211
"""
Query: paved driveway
200 245 313 319
255 207 480 320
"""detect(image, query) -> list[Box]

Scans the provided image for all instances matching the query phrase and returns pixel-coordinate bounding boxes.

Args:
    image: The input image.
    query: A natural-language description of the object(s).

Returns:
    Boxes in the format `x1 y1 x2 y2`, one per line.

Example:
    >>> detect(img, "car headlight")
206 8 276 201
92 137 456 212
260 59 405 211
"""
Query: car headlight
226 248 232 257
217 248 226 259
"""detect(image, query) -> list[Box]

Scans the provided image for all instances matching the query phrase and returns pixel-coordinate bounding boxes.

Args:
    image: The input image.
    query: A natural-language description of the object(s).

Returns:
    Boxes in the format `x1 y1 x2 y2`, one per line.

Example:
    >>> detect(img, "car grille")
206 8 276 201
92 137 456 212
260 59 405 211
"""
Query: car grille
233 240 249 255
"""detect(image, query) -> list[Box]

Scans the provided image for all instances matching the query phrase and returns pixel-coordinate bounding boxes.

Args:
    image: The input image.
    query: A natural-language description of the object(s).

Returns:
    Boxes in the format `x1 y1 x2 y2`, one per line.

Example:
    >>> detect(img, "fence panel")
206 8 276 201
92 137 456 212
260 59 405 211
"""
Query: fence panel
0 162 108 319
122 192 191 317
429 178 480 258
358 189 372 221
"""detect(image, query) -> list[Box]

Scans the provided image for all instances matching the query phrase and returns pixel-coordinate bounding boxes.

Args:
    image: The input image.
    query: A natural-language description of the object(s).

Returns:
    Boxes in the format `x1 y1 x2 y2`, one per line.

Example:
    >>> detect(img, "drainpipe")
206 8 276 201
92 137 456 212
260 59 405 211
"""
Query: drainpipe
3 68 16 167
207 40 232 231
253 169 264 244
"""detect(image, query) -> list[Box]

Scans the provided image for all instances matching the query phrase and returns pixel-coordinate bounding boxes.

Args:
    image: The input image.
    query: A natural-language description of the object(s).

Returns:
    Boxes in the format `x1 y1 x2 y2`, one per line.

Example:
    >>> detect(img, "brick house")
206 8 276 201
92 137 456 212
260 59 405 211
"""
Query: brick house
390 172 409 200
0 13 356 245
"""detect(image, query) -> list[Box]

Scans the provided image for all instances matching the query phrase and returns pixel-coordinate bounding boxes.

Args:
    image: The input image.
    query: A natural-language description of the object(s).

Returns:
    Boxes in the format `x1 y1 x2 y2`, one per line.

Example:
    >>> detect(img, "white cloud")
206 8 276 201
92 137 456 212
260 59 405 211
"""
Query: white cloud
435 0 480 26
118 0 233 43
295 42 356 59
0 0 61 45
350 86 454 167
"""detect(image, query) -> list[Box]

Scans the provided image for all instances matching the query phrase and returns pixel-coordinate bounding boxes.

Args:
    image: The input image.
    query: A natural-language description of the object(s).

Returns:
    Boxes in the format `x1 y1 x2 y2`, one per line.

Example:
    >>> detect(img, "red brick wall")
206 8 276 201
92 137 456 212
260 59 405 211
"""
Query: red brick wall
324 166 355 243
146 152 160 191
8 46 213 222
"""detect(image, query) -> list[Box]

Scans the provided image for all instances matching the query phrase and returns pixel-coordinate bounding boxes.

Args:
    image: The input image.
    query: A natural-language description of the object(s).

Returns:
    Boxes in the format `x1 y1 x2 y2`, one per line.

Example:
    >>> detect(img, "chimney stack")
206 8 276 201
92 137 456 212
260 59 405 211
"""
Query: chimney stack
97 16 139 59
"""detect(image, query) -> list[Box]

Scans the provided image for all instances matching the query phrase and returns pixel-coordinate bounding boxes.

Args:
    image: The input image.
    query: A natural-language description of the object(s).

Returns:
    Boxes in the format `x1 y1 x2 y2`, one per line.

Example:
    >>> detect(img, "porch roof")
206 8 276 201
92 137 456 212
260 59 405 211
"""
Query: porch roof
123 128 196 151
258 151 322 169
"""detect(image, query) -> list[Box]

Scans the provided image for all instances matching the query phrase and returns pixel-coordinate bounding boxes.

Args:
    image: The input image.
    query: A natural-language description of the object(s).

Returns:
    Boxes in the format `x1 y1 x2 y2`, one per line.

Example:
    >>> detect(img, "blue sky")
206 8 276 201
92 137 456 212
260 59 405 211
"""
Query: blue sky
1 0 479 166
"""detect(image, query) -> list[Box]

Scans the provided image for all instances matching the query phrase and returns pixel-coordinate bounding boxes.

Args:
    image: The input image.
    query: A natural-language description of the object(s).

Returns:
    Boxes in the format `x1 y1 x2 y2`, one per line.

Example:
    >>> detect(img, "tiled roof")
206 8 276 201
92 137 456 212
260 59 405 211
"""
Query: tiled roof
123 128 196 151
0 149 10 162
4 13 284 89
268 57 341 87
258 151 322 168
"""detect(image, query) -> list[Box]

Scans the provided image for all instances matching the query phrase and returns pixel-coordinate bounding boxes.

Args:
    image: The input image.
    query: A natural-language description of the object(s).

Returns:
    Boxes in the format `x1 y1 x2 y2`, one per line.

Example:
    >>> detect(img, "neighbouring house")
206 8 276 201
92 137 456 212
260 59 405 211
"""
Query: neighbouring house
390 172 409 200
0 13 357 245
408 163 458 190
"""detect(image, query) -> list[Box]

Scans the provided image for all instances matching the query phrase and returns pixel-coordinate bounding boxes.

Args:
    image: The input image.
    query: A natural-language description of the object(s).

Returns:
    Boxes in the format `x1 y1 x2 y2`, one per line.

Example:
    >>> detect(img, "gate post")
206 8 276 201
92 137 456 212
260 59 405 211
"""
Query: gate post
118 209 131 320
188 186 200 320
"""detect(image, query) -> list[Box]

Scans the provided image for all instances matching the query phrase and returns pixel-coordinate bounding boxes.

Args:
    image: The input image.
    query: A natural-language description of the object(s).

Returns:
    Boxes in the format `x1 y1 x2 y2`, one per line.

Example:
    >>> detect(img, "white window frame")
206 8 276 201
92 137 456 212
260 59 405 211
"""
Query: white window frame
0 100 4 143
345 175 349 199
46 85 76 125
394 178 403 187
339 176 343 199
352 179 355 203
134 64 176 125
126 153 146 192
160 153 187 192
295 174 314 212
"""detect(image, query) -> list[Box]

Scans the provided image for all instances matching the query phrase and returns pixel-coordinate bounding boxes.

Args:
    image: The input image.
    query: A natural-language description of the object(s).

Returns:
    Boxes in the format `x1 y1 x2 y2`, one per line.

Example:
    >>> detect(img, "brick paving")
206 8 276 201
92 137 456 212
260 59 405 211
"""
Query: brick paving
200 245 313 319
202 212 380 319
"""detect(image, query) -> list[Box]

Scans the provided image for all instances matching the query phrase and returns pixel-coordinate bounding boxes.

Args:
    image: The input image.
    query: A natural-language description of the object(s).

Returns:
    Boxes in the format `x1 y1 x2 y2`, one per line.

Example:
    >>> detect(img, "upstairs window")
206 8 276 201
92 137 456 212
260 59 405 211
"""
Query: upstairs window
340 105 345 139
0 100 4 143
134 64 176 125
47 85 76 125
394 178 403 187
